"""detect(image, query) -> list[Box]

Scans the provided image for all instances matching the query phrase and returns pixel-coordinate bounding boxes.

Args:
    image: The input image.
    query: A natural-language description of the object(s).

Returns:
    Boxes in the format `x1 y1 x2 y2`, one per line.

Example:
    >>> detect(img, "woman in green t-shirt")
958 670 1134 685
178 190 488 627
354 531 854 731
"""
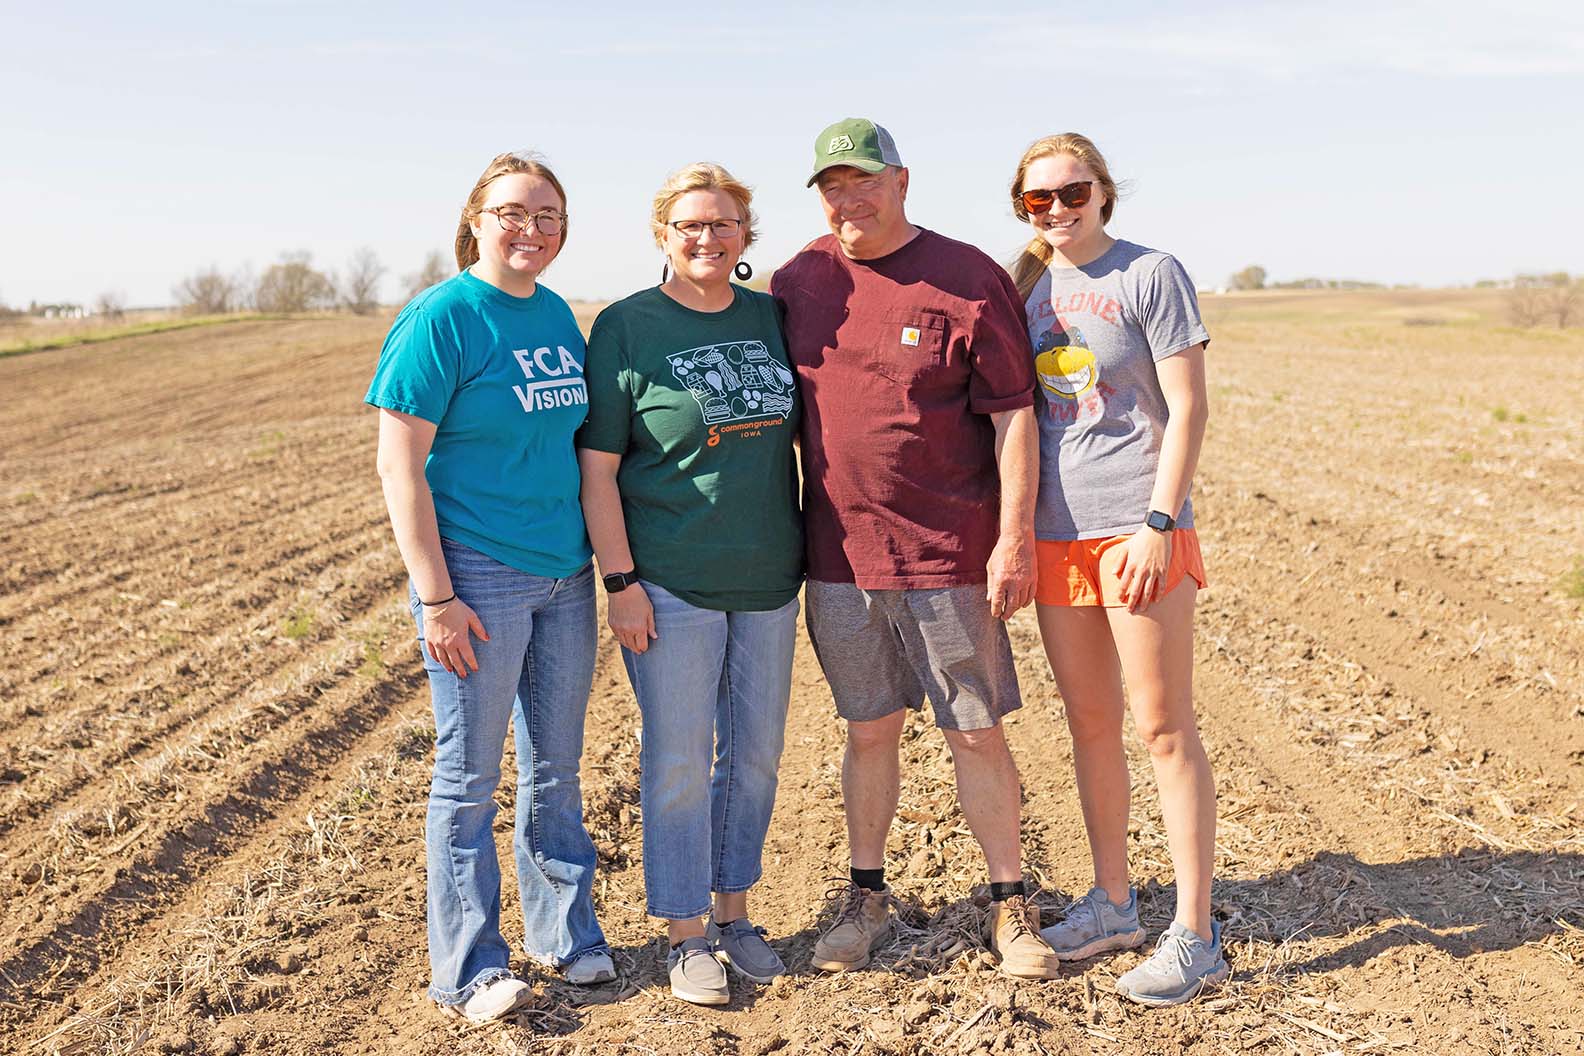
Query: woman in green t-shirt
576 163 803 1007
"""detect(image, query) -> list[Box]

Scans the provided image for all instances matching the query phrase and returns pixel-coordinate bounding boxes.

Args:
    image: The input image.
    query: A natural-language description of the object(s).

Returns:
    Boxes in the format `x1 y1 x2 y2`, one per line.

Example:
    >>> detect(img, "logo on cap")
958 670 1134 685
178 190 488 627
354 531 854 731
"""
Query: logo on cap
827 134 854 154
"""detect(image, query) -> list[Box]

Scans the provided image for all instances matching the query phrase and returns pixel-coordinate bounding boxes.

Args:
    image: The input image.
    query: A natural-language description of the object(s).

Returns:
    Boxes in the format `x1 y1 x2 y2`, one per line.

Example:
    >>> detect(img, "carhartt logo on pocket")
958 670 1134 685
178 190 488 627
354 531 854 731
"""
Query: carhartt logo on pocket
900 327 921 346
827 134 855 154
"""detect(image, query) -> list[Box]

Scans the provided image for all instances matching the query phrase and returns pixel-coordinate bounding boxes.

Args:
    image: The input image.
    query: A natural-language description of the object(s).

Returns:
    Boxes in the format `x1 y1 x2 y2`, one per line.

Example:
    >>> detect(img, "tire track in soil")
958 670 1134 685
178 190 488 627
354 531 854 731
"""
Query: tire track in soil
0 503 385 714
9 653 432 1054
0 319 387 450
1191 634 1581 1054
0 476 331 603
0 524 397 830
0 442 374 628
19 619 632 1056
0 432 375 633
1202 479 1584 797
0 544 403 865
0 606 426 1041
0 496 386 714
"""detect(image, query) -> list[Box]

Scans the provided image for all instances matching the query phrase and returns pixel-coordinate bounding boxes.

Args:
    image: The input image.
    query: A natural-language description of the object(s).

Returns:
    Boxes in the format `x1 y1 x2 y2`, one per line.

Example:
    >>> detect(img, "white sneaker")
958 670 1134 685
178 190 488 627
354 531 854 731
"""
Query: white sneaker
1115 921 1230 1007
1040 886 1146 961
438 977 532 1024
564 949 617 985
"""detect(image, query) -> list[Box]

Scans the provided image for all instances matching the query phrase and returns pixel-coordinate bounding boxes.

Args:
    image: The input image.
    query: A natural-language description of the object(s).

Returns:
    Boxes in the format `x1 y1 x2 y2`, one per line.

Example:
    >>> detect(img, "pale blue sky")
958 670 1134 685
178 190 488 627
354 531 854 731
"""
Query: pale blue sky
3 0 1581 308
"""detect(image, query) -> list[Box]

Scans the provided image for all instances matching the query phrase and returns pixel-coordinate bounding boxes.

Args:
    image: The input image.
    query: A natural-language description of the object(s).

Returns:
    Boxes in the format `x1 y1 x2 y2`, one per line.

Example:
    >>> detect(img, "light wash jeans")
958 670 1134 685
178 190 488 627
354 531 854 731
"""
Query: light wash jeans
413 539 608 1006
622 581 799 919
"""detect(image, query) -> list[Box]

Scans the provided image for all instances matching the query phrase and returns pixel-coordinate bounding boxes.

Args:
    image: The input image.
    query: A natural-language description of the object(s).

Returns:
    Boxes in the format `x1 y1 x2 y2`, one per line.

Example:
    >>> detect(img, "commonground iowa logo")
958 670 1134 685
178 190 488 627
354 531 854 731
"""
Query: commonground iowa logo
667 341 795 424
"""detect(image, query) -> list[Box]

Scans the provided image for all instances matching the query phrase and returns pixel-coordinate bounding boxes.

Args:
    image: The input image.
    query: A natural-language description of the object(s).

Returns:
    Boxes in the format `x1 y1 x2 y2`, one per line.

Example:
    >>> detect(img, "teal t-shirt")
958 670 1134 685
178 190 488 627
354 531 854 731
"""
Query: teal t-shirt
364 270 591 577
576 285 803 611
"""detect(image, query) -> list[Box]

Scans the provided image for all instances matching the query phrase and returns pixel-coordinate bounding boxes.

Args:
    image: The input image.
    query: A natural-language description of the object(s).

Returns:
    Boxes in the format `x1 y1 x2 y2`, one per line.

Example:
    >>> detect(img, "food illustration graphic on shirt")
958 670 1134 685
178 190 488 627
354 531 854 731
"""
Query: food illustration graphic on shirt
1034 323 1099 400
668 341 796 425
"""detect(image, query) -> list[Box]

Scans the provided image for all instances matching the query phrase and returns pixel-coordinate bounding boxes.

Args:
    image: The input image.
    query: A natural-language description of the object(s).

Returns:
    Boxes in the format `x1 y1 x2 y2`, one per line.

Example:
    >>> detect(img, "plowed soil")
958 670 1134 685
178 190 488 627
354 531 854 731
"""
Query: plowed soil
3 290 1581 1056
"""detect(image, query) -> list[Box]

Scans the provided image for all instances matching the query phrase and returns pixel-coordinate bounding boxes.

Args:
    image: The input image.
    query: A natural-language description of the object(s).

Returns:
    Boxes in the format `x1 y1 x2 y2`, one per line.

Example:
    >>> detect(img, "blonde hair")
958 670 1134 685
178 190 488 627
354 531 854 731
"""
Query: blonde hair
1007 133 1119 303
454 152 569 272
650 162 758 249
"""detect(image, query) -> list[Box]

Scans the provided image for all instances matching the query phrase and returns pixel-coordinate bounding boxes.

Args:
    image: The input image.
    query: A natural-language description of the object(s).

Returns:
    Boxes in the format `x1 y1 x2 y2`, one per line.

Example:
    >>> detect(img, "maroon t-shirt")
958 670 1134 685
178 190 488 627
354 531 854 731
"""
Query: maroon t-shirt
770 229 1035 588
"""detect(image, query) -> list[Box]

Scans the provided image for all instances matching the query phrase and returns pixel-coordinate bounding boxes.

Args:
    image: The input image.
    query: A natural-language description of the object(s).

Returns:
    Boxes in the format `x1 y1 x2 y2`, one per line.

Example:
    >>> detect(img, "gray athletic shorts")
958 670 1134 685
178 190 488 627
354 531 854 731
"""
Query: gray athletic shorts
804 580 1022 732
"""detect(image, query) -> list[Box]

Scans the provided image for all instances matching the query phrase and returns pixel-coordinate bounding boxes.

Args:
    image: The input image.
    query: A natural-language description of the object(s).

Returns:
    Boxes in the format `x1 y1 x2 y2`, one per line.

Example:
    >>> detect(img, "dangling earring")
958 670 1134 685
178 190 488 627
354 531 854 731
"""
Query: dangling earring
661 260 669 283
734 260 753 281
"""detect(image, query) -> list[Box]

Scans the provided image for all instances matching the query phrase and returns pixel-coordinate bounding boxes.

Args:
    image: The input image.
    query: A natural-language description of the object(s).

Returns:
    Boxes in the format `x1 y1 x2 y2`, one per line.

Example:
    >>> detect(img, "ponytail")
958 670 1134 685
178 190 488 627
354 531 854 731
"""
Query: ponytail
454 218 478 272
1010 237 1055 304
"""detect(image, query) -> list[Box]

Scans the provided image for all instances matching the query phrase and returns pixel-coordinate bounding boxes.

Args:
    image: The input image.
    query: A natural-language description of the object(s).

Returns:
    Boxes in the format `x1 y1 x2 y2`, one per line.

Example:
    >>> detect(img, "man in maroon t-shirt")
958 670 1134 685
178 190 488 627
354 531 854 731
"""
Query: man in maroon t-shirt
770 118 1057 980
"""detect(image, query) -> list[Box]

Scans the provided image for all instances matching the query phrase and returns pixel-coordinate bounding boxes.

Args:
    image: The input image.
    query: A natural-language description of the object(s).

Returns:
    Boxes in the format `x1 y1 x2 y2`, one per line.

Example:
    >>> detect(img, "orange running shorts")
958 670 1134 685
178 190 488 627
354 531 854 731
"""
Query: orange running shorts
1034 528 1207 607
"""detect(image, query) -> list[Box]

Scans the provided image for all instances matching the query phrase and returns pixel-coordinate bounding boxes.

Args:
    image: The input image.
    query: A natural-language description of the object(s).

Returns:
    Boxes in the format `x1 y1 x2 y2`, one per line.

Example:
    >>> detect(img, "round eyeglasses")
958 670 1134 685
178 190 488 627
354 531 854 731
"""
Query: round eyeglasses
483 207 567 236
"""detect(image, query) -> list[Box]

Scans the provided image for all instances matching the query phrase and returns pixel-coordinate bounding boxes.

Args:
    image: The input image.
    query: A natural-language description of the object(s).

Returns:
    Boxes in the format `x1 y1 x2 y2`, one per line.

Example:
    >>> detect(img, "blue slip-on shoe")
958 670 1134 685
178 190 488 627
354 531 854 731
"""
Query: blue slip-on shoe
706 917 786 984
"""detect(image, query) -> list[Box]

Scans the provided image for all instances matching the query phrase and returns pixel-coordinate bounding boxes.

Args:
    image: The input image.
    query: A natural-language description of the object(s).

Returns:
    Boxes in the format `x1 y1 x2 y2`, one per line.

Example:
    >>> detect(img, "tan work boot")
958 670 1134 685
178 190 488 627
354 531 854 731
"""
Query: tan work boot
987 894 1061 979
811 883 894 971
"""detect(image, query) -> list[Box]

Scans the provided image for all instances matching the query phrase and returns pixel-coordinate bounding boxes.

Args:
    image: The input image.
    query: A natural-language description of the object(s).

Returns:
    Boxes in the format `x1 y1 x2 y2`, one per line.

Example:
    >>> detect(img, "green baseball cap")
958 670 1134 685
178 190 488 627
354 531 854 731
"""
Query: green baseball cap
806 117 904 187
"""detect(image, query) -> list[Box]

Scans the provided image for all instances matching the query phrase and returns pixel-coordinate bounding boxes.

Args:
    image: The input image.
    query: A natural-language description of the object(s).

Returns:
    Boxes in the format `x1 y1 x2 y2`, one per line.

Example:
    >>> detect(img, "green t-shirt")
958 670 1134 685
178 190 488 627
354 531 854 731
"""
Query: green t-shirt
576 285 803 611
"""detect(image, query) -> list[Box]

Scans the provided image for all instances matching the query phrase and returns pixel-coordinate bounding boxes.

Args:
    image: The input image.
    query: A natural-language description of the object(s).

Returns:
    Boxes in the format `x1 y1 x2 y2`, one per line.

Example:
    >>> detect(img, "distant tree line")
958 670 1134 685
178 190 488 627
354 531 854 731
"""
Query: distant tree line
2 251 454 324
1268 277 1385 291
171 249 453 316
0 300 88 318
1224 265 1385 292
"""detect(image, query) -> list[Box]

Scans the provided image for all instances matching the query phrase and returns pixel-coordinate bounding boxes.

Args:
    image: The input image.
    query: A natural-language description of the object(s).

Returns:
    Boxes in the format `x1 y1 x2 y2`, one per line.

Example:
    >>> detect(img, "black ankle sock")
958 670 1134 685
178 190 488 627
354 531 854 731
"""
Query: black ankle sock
851 866 885 892
989 880 1026 902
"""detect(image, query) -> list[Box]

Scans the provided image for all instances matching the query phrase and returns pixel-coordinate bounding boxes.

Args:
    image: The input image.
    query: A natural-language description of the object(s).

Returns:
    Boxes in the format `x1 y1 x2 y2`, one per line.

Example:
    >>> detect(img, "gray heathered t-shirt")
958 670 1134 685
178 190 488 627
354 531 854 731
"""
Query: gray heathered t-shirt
1025 239 1209 541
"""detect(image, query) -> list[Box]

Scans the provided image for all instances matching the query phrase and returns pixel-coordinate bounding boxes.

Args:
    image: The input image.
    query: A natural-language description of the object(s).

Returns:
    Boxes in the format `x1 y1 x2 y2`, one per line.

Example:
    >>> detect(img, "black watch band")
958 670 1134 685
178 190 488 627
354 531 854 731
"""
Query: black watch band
601 570 637 593
1145 509 1175 533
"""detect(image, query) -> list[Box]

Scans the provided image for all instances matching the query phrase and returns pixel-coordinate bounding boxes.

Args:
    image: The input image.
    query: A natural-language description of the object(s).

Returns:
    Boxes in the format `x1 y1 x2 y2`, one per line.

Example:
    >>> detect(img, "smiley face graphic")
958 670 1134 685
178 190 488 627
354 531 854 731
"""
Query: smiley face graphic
1034 324 1098 400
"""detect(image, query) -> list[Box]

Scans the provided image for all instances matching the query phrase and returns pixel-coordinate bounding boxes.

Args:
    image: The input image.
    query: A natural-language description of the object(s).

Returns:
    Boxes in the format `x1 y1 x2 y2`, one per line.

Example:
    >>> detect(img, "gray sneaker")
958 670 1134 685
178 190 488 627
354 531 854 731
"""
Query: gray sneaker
1115 920 1230 1007
1039 886 1146 961
706 917 786 984
563 949 616 986
666 937 729 1006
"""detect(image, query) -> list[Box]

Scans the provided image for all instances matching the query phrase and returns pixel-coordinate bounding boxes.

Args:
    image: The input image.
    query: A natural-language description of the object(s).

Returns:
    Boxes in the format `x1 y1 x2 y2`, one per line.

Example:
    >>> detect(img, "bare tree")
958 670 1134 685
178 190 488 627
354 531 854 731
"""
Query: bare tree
174 267 239 315
254 251 337 314
339 248 385 315
1509 272 1578 328
1229 264 1267 291
403 250 451 303
95 291 127 321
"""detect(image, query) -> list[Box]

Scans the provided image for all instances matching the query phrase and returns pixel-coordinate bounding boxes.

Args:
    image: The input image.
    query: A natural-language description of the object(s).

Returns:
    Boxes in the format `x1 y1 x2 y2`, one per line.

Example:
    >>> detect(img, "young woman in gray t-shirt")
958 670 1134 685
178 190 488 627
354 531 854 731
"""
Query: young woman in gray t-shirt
1006 133 1228 1006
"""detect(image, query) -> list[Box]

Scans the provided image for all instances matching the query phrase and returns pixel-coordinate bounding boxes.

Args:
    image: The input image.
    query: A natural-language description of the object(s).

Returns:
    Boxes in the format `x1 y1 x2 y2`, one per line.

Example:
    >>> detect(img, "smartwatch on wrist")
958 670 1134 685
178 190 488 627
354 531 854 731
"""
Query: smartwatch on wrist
1145 509 1175 533
601 570 638 593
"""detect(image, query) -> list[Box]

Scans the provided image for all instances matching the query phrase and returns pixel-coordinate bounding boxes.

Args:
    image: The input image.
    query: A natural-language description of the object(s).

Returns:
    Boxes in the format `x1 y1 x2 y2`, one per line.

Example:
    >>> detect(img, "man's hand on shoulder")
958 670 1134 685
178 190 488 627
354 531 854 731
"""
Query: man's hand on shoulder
986 529 1036 620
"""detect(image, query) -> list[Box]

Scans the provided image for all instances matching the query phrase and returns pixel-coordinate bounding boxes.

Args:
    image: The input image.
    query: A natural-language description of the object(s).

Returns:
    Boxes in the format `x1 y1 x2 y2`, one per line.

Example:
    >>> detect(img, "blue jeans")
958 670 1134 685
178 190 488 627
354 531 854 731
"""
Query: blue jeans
622 581 799 919
414 540 607 1006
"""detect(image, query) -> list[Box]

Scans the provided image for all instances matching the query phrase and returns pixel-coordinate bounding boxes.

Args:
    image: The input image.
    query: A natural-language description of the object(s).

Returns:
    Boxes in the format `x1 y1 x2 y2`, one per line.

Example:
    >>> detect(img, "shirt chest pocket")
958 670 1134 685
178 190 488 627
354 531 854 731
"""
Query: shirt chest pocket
872 310 949 387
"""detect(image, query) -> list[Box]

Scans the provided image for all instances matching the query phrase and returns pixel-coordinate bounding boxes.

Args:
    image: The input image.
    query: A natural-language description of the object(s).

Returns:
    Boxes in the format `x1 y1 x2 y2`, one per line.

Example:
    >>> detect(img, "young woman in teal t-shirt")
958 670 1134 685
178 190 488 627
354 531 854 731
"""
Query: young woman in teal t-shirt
366 153 613 1023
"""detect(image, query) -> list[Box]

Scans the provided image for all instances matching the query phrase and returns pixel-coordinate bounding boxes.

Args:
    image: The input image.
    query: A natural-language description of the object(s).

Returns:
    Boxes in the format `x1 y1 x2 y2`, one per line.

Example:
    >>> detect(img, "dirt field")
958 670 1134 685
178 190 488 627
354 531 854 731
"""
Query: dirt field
2 289 1581 1055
